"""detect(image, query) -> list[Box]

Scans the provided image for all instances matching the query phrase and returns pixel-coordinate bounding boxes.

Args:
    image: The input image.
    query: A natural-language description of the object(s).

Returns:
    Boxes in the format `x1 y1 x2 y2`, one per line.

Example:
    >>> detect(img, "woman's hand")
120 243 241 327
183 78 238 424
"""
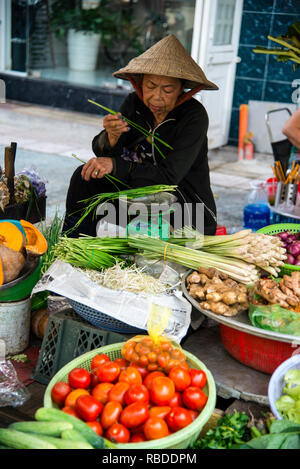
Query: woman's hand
81 157 113 182
103 112 129 147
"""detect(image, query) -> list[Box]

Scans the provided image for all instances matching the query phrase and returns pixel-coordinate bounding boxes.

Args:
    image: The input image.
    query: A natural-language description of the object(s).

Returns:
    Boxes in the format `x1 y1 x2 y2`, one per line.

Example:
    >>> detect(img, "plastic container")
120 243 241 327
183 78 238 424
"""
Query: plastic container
268 354 300 419
0 297 31 355
43 342 216 450
220 324 295 374
257 223 300 275
0 257 42 302
243 181 270 231
32 308 129 385
266 177 278 206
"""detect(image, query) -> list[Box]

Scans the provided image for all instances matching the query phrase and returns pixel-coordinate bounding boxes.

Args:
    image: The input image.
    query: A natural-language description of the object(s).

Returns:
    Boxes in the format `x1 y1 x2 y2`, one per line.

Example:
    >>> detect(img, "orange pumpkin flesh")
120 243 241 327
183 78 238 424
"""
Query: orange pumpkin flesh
0 221 25 253
20 220 48 256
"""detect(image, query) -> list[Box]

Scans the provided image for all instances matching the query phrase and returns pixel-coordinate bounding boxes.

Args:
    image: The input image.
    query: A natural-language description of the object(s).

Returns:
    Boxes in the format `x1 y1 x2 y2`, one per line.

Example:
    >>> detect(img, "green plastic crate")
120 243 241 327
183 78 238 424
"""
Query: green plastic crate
32 308 129 385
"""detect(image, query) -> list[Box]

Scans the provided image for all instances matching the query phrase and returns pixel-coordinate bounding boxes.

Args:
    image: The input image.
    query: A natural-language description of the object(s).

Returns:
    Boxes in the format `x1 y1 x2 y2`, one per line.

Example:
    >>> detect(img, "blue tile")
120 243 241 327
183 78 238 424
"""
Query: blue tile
228 109 240 141
263 81 295 102
236 45 267 79
240 12 272 46
274 0 300 14
232 78 264 109
243 0 274 13
271 12 300 37
267 53 299 83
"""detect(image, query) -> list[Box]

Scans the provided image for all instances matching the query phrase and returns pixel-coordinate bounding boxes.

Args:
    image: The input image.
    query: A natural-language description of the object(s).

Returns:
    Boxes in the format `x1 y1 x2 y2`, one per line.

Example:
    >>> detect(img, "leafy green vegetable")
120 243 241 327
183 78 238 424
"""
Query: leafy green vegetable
191 411 251 449
237 420 300 449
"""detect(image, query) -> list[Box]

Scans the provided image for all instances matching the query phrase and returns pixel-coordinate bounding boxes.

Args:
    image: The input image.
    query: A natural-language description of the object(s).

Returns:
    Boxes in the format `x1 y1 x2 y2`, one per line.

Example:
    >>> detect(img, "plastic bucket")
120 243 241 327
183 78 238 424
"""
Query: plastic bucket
0 297 31 355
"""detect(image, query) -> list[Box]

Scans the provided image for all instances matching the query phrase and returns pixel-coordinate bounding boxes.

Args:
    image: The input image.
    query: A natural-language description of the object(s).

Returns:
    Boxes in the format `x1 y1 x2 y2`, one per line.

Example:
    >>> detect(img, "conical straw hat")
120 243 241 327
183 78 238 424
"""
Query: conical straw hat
113 34 218 91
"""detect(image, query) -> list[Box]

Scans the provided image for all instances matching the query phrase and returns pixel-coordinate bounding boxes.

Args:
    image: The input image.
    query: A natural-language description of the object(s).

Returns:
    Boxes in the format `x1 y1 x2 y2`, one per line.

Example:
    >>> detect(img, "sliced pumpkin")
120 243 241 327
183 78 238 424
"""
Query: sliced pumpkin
0 221 25 252
20 220 48 256
0 245 26 286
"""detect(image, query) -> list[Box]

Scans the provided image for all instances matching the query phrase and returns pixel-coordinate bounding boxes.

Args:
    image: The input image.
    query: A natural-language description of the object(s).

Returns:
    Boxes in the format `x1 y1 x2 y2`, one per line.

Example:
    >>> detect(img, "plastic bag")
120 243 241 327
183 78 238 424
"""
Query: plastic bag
0 359 30 407
249 303 300 336
121 303 188 372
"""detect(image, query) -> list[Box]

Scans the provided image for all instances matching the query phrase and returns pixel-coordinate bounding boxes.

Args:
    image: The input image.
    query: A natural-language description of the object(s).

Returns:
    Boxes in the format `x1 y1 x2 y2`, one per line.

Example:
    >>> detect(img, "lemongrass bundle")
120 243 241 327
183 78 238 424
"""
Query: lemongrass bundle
128 235 261 284
170 228 286 277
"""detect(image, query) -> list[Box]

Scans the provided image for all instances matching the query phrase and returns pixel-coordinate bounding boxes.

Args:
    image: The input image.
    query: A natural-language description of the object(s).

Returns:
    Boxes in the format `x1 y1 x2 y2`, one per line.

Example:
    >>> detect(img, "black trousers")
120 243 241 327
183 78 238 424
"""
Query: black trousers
62 165 217 238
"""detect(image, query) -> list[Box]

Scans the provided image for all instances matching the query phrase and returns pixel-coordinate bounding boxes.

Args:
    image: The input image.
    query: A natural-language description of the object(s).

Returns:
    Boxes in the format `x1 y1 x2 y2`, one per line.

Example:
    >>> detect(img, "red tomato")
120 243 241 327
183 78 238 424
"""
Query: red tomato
61 406 79 418
97 362 120 383
189 410 199 422
64 388 90 408
86 421 103 436
51 381 71 406
150 376 175 406
75 395 103 422
119 366 142 386
119 402 149 429
91 354 110 370
92 382 114 404
168 366 191 392
168 391 183 408
108 382 130 405
124 384 150 406
144 417 169 440
130 363 149 379
90 368 99 388
182 386 208 411
130 432 146 442
105 423 130 444
114 358 129 371
189 369 207 389
68 367 91 389
166 406 193 432
143 371 165 390
100 401 122 429
149 406 171 420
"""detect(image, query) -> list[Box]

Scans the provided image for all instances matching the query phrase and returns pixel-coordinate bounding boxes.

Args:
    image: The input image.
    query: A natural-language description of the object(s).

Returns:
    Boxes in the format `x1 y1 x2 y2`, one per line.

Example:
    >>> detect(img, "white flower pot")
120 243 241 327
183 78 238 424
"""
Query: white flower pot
67 29 101 71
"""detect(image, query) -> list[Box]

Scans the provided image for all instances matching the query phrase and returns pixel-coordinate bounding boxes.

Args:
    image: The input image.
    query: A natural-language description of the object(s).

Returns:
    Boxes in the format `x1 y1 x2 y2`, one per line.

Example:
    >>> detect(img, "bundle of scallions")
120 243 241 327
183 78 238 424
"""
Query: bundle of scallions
169 227 286 277
54 235 135 270
72 184 177 231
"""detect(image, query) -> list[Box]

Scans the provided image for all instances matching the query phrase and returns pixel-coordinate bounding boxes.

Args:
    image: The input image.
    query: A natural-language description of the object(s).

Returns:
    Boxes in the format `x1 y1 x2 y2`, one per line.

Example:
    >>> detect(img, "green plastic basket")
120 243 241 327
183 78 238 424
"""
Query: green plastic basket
43 342 216 450
257 223 300 276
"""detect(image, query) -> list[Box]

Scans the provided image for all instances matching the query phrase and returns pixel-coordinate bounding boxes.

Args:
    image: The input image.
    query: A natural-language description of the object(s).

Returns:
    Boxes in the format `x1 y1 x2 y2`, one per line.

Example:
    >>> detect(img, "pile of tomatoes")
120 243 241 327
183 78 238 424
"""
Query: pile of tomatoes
51 351 208 444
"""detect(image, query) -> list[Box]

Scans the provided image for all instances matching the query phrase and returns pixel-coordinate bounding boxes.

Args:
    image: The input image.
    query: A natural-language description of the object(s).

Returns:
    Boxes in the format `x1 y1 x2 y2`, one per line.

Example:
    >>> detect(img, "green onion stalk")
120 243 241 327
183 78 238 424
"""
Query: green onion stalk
88 99 174 160
128 235 261 284
72 184 177 232
54 235 136 271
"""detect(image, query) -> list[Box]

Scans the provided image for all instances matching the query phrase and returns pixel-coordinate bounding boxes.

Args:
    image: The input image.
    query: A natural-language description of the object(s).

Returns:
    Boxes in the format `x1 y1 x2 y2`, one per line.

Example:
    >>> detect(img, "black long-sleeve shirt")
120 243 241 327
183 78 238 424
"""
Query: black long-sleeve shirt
92 92 217 234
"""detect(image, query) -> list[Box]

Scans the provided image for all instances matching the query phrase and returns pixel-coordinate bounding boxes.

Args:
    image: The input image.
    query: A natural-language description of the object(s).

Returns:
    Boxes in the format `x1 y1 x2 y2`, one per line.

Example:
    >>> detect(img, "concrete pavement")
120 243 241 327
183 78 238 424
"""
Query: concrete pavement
0 101 276 231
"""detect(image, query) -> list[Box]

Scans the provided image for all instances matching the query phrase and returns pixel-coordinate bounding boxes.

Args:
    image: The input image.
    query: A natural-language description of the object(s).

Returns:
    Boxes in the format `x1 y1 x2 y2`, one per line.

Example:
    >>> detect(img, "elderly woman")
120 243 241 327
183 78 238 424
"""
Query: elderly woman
63 34 219 237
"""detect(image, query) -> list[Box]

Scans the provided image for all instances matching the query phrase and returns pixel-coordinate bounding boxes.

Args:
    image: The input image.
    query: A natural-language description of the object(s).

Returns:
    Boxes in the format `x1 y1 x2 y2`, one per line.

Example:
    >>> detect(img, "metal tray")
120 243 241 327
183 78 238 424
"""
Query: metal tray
182 270 300 345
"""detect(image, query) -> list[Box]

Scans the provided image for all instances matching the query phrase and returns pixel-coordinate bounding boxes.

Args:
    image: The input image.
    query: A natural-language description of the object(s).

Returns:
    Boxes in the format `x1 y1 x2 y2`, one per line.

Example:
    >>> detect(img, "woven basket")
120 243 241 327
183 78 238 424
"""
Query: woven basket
43 342 216 450
257 223 300 276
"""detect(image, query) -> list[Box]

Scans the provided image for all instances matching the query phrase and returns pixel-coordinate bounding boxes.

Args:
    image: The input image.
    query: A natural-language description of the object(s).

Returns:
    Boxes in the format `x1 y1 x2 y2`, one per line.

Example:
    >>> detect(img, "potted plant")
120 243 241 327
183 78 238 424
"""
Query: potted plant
50 0 116 71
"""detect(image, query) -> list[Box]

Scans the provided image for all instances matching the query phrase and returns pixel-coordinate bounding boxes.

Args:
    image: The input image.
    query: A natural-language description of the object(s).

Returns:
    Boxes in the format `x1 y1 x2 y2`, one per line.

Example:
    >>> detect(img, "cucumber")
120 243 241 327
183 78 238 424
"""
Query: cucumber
30 435 93 449
61 429 90 443
0 428 56 450
9 421 73 437
35 408 104 449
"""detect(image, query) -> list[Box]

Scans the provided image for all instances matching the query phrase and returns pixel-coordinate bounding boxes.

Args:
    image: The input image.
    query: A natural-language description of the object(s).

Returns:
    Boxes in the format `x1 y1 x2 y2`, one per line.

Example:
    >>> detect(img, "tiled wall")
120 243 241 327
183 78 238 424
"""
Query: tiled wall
228 0 300 146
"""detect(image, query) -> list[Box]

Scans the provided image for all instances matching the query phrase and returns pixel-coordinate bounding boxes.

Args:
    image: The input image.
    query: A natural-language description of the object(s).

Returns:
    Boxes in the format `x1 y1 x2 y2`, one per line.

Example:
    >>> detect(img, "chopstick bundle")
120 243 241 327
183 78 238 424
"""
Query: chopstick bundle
270 161 300 184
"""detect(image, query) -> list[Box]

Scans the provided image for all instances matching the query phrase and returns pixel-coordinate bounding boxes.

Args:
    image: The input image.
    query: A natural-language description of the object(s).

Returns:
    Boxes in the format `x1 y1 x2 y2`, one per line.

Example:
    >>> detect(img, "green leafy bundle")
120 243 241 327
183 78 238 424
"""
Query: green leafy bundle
253 21 300 71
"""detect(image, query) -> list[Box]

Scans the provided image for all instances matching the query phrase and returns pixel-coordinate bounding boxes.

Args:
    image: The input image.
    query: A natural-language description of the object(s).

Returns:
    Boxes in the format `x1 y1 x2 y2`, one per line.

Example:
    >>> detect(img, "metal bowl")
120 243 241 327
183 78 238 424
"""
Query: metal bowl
181 269 300 345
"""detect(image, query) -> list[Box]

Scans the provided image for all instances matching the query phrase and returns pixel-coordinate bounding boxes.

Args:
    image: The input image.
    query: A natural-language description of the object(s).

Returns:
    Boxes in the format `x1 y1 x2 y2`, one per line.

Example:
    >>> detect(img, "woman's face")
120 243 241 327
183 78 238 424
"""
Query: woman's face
142 74 183 124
